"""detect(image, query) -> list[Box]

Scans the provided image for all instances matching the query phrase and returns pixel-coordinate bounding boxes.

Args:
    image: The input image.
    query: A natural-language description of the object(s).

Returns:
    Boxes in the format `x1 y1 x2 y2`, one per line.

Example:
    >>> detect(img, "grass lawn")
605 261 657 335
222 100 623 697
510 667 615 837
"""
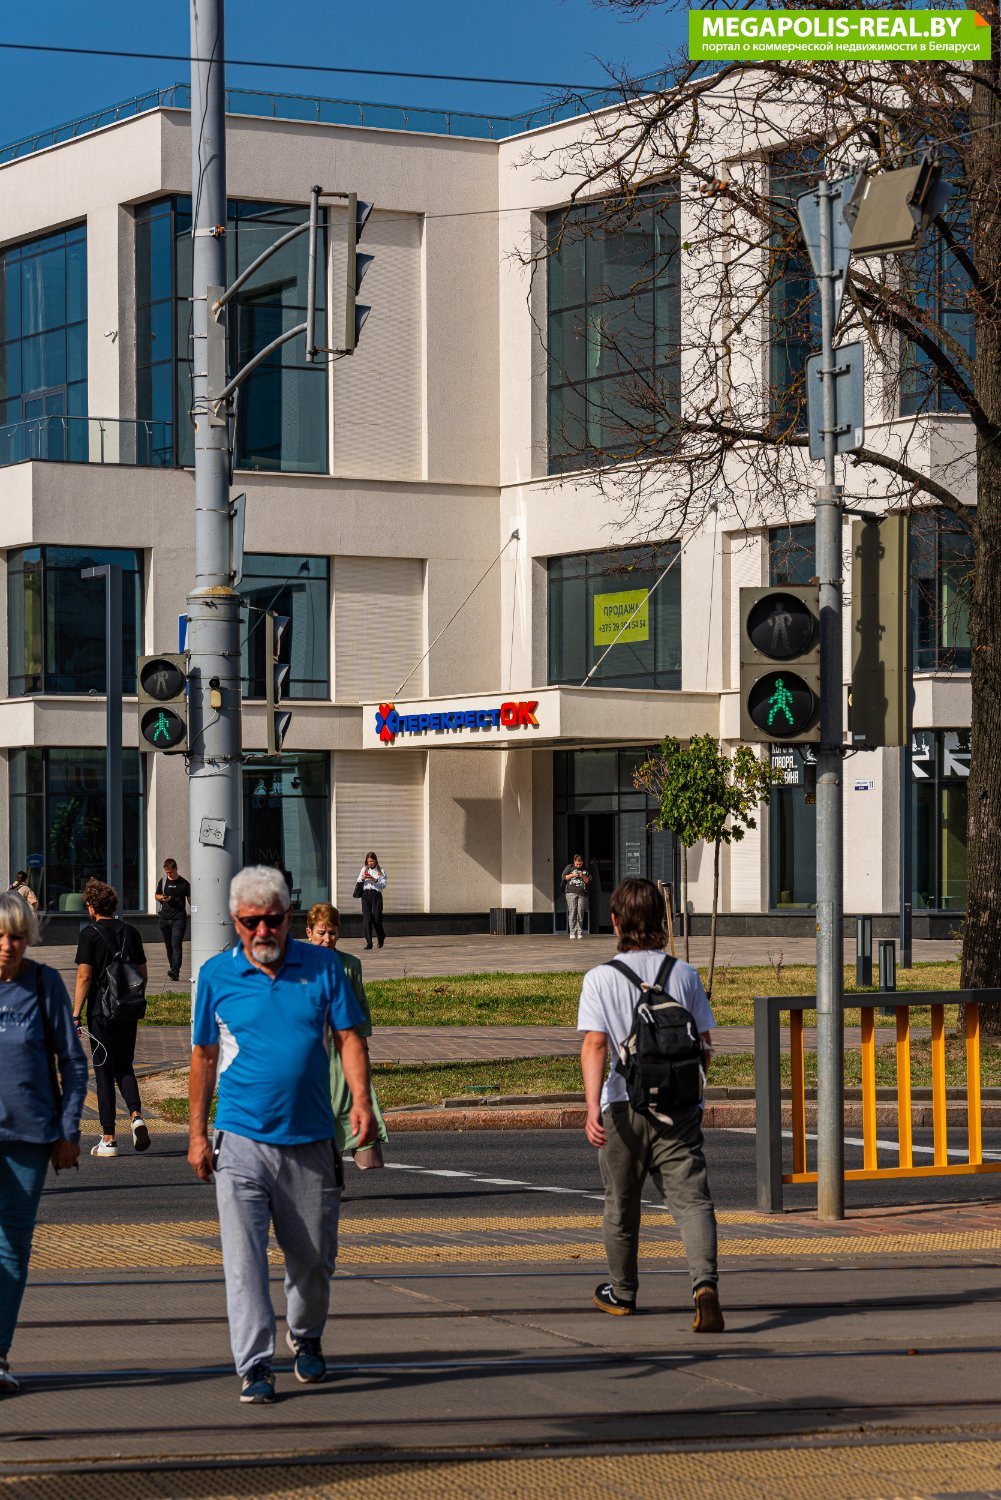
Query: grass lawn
142 960 963 1030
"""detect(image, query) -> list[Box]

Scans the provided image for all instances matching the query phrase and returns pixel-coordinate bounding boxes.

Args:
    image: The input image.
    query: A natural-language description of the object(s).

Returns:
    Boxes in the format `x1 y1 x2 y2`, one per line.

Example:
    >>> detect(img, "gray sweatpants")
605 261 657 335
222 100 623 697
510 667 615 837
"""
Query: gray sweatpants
567 892 588 937
599 1101 718 1300
213 1131 342 1376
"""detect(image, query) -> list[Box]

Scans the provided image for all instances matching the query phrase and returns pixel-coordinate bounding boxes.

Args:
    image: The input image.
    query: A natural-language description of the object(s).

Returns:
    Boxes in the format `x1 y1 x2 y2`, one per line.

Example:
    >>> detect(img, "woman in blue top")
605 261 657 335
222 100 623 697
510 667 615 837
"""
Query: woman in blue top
0 891 87 1395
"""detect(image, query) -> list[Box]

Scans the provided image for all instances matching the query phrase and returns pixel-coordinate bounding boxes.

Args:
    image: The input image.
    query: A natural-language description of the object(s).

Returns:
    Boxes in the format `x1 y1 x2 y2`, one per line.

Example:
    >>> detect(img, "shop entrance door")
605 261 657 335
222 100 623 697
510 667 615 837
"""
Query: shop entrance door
563 812 616 932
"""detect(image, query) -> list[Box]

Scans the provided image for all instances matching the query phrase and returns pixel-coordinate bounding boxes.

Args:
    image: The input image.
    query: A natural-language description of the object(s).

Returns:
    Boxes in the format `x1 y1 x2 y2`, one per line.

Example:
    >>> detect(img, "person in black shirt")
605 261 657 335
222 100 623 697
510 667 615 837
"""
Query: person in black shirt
155 858 191 982
72 878 149 1158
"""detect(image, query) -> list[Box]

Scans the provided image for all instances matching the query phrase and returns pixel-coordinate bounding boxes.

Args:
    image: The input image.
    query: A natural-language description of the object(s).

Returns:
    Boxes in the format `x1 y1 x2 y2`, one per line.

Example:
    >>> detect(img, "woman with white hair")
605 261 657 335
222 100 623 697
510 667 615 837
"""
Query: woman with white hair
0 892 87 1396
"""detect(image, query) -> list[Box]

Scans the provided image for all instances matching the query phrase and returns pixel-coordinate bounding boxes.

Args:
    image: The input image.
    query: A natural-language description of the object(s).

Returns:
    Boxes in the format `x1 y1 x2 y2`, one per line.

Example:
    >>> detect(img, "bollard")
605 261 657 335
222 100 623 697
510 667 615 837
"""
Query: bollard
878 939 896 1014
856 915 873 988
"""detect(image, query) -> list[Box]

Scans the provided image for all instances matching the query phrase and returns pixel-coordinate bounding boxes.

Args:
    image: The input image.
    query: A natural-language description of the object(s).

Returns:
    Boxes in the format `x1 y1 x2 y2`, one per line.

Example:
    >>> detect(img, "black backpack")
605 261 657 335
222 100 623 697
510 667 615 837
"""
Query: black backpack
90 922 147 1026
608 956 706 1122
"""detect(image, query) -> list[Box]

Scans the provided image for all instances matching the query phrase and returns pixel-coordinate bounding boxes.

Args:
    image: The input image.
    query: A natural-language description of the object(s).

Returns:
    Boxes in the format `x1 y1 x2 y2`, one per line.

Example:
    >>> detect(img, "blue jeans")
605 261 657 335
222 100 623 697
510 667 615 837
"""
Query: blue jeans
0 1143 50 1356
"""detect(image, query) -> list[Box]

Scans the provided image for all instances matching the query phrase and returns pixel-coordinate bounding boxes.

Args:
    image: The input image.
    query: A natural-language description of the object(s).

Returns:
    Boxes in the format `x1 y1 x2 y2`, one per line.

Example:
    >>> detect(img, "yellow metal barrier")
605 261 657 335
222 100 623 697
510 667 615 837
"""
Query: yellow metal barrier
783 999 1001 1188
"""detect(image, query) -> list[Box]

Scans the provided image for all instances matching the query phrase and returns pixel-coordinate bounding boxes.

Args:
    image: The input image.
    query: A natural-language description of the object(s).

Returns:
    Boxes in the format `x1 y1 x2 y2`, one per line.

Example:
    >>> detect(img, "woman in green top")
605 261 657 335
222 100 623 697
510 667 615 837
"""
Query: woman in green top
306 902 388 1168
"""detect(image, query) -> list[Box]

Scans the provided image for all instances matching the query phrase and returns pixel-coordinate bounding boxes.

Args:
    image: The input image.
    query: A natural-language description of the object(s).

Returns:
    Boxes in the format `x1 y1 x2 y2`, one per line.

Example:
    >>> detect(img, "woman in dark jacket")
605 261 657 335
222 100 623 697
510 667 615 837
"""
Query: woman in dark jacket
0 891 87 1395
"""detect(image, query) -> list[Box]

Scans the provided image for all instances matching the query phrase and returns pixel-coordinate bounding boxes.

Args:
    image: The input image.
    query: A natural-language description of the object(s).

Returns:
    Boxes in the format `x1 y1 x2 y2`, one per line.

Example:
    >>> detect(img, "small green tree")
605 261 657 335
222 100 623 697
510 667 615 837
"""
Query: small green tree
635 736 782 997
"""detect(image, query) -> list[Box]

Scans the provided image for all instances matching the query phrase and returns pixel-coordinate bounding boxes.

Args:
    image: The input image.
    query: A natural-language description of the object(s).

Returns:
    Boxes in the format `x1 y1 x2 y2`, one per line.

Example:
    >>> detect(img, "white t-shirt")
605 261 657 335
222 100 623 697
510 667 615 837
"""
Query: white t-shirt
577 950 716 1111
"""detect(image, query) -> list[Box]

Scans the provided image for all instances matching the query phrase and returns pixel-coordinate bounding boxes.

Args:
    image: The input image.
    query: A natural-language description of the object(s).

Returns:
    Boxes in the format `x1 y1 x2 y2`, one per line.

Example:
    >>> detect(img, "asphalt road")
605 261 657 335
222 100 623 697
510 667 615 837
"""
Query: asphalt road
35 1126 1001 1228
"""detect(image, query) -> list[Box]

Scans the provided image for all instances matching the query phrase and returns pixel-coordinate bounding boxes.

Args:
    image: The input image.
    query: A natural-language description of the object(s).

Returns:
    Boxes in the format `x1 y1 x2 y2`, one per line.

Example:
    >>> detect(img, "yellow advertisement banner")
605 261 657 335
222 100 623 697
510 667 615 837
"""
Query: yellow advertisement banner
593 589 650 646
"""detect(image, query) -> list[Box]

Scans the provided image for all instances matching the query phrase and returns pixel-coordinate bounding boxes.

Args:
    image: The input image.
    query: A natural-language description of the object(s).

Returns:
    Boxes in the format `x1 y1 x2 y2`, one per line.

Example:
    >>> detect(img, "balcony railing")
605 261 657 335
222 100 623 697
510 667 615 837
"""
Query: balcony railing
0 415 174 469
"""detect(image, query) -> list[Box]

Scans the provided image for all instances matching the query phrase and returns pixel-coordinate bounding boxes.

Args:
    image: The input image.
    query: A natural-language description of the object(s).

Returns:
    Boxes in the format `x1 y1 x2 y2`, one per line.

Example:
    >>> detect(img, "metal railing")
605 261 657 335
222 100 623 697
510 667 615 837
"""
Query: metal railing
754 991 1001 1211
0 415 173 469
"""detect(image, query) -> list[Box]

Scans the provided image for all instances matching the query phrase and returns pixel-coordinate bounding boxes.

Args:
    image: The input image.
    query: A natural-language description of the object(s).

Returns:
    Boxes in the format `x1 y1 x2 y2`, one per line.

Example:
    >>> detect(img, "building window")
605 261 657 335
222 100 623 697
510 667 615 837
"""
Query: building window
912 730 968 911
912 510 973 671
546 185 680 474
548 544 681 690
7 546 143 695
243 752 329 909
768 746 817 910
135 197 327 473
769 152 822 436
768 522 816 585
900 159 974 417
0 224 87 464
239 554 329 700
10 747 145 911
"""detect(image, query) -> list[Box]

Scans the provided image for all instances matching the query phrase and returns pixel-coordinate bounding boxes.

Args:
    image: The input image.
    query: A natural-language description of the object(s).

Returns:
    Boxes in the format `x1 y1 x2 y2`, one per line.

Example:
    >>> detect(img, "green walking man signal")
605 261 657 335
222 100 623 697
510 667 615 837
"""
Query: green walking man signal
137 652 189 754
739 586 821 744
151 710 173 743
766 677 795 729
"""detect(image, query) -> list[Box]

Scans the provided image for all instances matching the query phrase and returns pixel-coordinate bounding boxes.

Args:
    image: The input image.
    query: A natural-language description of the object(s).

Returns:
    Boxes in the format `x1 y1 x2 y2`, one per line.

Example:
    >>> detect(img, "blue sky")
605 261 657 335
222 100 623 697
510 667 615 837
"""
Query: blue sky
0 0 685 147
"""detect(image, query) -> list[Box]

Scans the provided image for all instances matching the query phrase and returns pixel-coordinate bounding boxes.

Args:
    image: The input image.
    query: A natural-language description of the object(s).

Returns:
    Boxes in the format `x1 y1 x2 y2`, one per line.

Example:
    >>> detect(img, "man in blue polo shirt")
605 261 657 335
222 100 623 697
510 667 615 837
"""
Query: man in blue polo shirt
188 864 374 1405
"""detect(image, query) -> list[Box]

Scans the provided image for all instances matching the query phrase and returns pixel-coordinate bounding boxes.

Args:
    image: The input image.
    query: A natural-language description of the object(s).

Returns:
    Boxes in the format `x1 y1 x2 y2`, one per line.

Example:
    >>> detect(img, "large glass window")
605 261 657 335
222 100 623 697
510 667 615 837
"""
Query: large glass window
136 197 327 473
912 730 968 911
8 546 143 695
768 522 816 585
900 151 974 417
911 510 973 671
769 151 822 436
546 186 680 474
0 224 87 464
243 752 329 909
239 554 329 700
768 746 817 910
548 544 681 690
10 748 145 911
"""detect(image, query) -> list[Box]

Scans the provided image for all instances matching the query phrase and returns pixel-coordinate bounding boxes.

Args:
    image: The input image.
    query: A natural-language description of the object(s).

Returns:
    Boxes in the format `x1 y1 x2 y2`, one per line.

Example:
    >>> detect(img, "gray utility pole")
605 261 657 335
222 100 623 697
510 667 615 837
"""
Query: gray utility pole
815 176 845 1222
187 0 242 980
81 564 123 896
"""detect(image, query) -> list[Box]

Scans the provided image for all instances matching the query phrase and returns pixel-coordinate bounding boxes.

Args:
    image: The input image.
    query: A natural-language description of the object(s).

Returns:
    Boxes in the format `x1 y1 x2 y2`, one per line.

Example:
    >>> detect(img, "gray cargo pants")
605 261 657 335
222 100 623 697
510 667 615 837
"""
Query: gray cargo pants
213 1131 342 1375
599 1101 718 1300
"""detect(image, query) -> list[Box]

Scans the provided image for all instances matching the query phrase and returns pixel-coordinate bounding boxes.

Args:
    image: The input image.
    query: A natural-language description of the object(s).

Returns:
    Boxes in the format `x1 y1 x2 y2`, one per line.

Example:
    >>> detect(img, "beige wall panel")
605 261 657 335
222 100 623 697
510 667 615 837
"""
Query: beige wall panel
334 750 426 912
427 749 502 911
333 555 424 703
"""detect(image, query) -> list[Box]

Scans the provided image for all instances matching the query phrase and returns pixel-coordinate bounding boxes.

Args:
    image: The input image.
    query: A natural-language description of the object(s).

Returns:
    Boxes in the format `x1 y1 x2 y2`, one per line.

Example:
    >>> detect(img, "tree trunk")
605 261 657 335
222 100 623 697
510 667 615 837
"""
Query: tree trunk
961 53 1001 1031
681 843 690 964
707 840 720 1000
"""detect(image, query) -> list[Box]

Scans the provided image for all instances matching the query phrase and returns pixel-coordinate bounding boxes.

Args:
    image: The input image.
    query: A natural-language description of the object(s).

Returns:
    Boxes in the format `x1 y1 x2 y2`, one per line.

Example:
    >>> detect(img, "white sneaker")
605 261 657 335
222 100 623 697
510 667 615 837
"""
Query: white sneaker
91 1138 118 1157
131 1117 151 1152
0 1357 19 1396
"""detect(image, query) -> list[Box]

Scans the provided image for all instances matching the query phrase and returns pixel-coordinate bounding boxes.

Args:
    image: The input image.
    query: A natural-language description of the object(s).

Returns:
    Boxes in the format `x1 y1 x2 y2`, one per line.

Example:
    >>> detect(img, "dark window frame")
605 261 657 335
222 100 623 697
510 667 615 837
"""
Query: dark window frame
547 543 682 691
7 545 143 696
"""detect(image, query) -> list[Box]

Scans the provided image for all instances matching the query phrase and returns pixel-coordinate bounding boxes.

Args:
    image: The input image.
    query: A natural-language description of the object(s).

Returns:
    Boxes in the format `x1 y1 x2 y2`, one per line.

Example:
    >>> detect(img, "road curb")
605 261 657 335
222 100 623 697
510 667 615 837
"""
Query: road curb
386 1100 1001 1132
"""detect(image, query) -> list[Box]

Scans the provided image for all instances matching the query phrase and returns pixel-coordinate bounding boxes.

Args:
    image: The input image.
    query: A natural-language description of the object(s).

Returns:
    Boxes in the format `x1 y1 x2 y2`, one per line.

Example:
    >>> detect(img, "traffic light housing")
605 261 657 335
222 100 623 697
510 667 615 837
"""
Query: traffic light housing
739 586 821 744
850 515 911 748
138 653 188 753
344 192 373 353
265 612 292 757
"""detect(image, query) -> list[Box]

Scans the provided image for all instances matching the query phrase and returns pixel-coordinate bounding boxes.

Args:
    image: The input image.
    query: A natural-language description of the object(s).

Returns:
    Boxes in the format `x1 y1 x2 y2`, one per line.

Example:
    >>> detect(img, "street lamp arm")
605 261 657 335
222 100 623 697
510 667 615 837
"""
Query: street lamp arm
214 322 307 403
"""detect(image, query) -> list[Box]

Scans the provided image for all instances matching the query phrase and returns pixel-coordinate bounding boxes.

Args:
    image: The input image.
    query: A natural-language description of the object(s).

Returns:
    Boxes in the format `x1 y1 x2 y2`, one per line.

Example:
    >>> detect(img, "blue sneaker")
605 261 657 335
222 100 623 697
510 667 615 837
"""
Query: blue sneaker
239 1362 276 1403
286 1330 326 1384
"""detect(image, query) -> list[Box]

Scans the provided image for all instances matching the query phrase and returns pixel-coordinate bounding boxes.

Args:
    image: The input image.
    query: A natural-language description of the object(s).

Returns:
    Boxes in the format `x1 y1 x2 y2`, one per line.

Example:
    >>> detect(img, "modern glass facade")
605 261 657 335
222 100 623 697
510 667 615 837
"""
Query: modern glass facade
243 752 329 909
548 545 681 690
768 746 817 910
554 748 675 931
546 186 680 473
912 510 974 671
7 546 143 695
135 197 327 473
9 748 145 911
769 153 822 434
899 160 974 417
239 554 330 700
912 729 968 911
0 224 87 463
768 522 816 586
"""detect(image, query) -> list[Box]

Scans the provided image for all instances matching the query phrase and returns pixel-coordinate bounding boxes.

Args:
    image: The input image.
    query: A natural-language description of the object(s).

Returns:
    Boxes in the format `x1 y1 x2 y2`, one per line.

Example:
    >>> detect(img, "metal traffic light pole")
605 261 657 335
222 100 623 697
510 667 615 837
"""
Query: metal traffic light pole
815 175 846 1221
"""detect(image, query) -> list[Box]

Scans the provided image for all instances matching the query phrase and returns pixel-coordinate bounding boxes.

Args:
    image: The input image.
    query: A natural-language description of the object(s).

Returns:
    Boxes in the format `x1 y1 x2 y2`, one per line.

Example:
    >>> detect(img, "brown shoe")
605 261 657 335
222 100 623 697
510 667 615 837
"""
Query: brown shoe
693 1284 724 1333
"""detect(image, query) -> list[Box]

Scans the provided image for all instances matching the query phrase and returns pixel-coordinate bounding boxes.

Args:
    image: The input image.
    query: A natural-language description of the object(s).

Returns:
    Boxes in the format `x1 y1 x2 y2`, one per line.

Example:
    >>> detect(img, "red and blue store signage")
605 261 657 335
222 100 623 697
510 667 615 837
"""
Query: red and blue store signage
376 700 539 745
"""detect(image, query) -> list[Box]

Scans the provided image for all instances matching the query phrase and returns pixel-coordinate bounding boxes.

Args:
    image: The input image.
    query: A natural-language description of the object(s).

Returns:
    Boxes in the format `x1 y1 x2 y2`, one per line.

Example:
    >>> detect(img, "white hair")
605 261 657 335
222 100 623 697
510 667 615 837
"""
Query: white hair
228 865 291 916
0 891 40 946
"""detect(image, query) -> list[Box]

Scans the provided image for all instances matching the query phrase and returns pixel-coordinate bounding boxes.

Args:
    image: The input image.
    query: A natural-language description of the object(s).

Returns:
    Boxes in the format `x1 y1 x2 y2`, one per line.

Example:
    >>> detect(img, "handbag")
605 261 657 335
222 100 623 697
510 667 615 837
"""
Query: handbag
352 881 365 899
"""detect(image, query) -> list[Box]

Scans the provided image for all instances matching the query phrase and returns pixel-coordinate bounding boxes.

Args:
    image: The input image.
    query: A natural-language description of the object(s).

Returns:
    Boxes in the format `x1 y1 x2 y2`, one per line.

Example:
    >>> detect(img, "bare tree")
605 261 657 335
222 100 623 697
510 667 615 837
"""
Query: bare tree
521 7 999 1009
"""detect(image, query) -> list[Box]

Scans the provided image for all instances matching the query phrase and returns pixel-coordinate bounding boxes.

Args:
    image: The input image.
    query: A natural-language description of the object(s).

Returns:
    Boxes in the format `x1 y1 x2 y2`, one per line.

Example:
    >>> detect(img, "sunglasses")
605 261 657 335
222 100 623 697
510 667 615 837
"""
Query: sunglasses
235 912 287 931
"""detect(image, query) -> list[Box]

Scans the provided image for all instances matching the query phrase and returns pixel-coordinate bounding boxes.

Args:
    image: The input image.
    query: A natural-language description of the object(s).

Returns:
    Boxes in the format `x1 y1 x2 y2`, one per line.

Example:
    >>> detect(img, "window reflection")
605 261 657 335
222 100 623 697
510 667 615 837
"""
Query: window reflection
8 546 143 695
243 752 329 909
548 545 681 690
239 554 329 700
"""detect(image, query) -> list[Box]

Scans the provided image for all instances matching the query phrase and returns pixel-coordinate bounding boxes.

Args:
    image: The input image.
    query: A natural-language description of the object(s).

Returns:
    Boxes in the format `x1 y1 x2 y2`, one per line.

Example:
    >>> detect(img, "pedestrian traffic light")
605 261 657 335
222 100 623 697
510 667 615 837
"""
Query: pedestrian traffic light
137 653 188 753
265 612 292 756
344 192 373 353
740 586 821 744
850 515 911 748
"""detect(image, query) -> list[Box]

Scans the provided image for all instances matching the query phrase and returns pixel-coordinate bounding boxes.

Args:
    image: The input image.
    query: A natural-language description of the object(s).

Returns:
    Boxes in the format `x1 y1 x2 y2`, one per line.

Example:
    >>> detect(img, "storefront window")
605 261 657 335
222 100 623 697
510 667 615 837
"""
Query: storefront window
768 746 816 910
546 185 680 474
548 544 681 690
912 511 973 671
9 747 145 910
243 752 329 909
0 223 87 464
8 546 143 695
136 197 327 473
239 554 329 700
912 730 968 911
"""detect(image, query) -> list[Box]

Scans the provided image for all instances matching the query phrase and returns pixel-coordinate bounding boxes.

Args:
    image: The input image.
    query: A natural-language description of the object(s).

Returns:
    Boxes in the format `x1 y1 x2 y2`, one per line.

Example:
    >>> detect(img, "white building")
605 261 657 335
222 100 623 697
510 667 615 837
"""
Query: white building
0 83 971 936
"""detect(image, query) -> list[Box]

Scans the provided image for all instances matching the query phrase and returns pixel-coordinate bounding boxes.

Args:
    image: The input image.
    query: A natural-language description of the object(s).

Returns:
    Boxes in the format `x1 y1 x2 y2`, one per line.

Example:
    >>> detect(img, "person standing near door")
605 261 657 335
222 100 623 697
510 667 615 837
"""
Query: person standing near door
356 852 387 950
562 853 591 939
154 858 190 983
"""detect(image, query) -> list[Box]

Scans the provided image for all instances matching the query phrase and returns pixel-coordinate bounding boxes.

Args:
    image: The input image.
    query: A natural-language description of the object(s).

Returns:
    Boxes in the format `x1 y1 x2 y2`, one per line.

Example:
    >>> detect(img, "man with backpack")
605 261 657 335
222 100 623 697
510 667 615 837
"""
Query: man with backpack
72 879 150 1158
578 877 723 1331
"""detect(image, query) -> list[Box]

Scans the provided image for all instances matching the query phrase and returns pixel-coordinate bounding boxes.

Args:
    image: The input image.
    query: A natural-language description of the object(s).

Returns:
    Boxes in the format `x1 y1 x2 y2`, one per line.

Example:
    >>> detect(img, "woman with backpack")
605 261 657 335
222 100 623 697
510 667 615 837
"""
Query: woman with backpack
0 890 87 1395
72 879 150 1159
